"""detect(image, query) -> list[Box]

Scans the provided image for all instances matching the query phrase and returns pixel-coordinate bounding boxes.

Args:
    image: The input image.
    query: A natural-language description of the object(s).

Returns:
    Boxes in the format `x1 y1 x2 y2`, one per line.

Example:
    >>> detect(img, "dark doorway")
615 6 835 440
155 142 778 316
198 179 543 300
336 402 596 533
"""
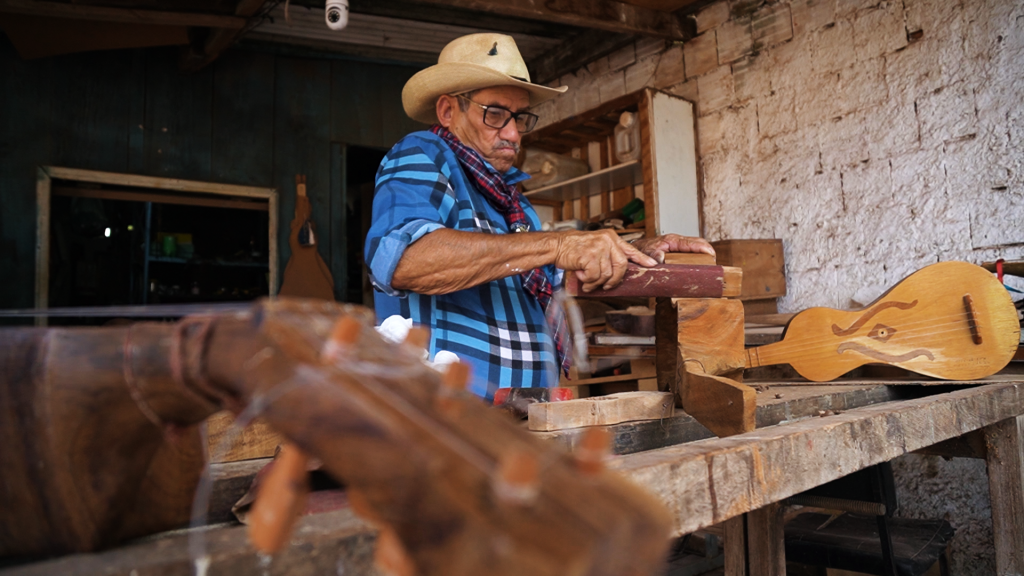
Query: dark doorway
341 145 387 306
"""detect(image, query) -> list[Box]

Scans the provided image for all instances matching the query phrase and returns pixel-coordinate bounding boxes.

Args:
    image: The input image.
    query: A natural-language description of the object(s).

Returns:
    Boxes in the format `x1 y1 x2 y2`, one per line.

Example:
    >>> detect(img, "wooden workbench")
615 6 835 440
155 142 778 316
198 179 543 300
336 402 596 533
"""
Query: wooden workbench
4 378 1023 576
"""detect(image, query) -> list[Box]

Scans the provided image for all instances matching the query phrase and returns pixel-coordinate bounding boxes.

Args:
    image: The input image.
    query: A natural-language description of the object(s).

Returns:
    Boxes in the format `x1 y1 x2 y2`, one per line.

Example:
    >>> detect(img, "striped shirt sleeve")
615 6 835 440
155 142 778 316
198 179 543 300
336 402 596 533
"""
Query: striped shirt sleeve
365 141 456 297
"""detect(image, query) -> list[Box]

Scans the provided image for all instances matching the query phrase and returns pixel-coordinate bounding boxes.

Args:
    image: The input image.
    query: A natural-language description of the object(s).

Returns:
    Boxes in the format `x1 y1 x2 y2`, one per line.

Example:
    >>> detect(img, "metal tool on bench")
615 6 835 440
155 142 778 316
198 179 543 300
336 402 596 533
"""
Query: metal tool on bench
492 386 574 420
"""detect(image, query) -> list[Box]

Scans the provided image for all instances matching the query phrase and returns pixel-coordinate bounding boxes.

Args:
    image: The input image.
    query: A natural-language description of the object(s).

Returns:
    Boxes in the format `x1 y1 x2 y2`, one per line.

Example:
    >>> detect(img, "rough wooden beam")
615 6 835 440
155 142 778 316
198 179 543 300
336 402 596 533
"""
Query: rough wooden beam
530 30 636 86
528 391 674 431
2 509 378 576
0 0 247 29
614 382 1024 536
405 0 688 39
239 34 437 66
179 0 267 72
344 0 583 38
984 415 1024 574
536 385 902 455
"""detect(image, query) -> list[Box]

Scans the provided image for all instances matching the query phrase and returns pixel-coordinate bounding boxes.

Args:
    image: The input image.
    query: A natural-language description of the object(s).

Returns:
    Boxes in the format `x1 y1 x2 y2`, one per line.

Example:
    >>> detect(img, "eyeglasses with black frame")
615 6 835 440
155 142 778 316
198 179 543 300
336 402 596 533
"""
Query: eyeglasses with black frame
456 94 539 133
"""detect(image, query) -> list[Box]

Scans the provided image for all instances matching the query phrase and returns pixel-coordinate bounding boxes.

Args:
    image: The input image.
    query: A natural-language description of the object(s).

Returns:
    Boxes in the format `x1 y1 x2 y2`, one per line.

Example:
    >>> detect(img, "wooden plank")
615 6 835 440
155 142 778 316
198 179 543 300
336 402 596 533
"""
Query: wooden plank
404 0 688 39
746 503 785 576
331 59 384 147
329 143 347 301
268 191 280 296
349 0 582 38
44 167 274 198
51 186 269 211
614 381 1024 536
1 509 378 576
380 63 427 145
606 308 655 336
142 49 214 181
983 260 1024 277
680 368 756 437
523 92 642 150
0 0 247 29
273 57 332 275
712 239 786 300
646 90 700 238
210 48 275 187
34 168 50 319
913 429 987 459
523 160 642 203
208 457 270 523
1 44 52 313
665 252 716 266
723 516 746 576
206 411 285 463
528 391 674 431
536 384 900 454
639 89 659 238
48 50 133 173
676 298 745 376
984 415 1024 574
566 263 739 298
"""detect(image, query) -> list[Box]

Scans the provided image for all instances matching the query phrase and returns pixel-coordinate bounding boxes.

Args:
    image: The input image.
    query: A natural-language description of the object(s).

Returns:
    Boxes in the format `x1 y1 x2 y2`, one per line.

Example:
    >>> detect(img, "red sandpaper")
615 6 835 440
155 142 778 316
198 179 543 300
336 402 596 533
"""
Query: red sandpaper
564 264 726 298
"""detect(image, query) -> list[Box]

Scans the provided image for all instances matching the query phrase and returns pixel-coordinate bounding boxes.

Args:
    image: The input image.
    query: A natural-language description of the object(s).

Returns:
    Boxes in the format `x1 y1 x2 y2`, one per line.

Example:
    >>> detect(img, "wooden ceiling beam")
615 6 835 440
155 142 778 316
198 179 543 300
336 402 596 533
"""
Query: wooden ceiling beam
324 0 584 38
0 0 247 29
179 0 267 72
402 0 688 40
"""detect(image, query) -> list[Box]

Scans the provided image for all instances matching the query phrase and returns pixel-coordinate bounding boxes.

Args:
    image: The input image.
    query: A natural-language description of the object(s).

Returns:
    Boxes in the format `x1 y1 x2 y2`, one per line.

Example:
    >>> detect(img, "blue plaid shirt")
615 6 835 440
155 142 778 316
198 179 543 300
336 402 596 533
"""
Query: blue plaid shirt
365 130 562 399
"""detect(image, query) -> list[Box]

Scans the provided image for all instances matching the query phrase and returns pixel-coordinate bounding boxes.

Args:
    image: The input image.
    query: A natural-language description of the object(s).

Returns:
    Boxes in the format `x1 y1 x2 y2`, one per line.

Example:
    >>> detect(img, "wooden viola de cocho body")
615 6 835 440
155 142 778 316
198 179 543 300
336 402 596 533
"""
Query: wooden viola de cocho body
747 261 1020 381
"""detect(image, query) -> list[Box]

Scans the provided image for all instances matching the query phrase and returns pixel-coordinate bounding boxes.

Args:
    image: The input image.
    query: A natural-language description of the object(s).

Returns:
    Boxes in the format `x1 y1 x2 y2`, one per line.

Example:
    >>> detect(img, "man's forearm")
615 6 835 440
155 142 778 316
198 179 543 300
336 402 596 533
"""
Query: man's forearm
391 229 561 294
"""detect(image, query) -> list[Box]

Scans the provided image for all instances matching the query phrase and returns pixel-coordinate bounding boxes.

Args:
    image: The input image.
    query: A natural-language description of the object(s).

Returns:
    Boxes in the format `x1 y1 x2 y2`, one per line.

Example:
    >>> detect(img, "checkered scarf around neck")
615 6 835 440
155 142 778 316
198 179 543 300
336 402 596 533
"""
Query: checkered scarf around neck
431 124 571 376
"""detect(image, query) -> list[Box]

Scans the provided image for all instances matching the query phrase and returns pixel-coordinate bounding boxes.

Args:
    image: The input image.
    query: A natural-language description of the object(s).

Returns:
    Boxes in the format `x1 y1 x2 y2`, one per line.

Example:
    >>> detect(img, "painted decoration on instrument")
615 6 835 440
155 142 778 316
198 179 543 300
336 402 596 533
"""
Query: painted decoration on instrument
746 261 1020 381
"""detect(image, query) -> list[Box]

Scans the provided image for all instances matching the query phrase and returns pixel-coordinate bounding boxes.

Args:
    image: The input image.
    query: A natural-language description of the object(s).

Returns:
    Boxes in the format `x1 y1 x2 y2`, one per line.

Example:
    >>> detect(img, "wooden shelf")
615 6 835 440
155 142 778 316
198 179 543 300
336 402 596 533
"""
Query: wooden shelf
524 160 641 203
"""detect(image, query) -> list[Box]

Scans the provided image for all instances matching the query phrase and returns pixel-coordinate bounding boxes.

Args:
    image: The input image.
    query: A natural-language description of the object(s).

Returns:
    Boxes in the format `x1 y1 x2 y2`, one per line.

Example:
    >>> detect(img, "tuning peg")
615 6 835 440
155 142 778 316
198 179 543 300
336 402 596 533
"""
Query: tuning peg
402 326 430 351
374 526 416 576
493 449 540 505
435 361 471 415
574 427 611 475
322 315 363 362
248 444 311 554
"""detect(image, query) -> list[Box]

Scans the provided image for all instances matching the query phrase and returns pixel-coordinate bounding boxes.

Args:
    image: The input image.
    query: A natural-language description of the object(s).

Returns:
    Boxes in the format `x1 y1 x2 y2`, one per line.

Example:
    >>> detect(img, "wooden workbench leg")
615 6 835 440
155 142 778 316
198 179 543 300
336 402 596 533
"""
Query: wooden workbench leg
723 516 747 576
984 415 1024 574
747 503 786 576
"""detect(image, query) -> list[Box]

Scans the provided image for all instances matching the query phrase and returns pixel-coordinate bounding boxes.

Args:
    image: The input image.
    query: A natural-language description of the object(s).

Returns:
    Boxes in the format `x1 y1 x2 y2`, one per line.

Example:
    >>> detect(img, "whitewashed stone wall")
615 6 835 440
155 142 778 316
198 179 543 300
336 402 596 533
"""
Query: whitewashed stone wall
534 0 1024 311
532 1 1024 572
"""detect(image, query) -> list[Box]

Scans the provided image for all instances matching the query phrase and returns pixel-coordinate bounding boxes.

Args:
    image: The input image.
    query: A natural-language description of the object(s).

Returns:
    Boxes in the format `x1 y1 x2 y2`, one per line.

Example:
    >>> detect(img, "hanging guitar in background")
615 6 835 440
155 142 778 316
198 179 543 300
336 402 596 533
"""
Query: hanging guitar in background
746 261 1020 381
278 174 336 301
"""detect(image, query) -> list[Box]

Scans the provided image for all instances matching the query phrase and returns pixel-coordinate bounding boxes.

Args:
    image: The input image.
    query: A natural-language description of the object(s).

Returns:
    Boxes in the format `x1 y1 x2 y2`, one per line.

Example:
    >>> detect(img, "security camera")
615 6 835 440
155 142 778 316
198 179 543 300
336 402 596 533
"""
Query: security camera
325 0 349 30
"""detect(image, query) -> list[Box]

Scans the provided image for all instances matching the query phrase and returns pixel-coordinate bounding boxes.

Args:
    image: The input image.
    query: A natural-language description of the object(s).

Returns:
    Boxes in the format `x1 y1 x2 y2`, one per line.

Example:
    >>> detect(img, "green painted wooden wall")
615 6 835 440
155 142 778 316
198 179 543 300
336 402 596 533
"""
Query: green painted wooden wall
0 38 424 309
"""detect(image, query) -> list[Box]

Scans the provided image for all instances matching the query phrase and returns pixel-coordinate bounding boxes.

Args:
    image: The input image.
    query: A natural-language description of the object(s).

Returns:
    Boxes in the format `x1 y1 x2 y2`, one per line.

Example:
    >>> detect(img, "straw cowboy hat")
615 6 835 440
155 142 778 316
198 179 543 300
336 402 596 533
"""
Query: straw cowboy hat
403 33 568 125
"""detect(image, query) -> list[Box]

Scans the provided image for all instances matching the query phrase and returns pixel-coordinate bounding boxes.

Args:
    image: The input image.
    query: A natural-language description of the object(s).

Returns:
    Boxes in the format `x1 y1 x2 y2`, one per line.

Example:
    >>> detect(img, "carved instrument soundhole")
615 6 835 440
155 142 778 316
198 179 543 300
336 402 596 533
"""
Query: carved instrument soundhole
868 324 895 343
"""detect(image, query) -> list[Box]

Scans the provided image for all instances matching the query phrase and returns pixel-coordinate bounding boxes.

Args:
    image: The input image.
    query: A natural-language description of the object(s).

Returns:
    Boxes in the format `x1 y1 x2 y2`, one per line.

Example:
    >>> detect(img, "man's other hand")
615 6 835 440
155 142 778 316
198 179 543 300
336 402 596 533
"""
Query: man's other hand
629 234 715 264
554 229 658 293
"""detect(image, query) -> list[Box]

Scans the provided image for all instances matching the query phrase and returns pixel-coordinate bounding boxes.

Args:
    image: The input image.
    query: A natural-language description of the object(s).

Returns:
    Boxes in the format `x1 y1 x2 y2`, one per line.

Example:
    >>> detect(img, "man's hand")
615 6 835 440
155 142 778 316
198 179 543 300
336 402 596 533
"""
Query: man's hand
554 229 658 293
629 234 715 264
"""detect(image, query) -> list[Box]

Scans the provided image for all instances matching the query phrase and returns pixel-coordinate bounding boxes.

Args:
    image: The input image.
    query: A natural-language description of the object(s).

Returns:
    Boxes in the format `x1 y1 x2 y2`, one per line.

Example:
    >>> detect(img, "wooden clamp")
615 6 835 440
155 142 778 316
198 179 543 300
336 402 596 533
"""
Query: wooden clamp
655 297 755 438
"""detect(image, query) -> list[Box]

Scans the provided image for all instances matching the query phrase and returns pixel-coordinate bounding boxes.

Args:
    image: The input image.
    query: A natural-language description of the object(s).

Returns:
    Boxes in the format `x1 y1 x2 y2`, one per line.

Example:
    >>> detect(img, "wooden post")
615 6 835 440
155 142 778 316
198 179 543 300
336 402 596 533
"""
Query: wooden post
984 415 1024 574
723 516 746 576
746 503 786 576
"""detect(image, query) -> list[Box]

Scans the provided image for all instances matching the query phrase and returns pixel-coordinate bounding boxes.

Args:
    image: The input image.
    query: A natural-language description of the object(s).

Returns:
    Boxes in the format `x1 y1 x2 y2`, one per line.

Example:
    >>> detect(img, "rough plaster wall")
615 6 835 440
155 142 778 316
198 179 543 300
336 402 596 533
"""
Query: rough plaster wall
534 0 1024 308
892 454 995 574
531 1 1024 572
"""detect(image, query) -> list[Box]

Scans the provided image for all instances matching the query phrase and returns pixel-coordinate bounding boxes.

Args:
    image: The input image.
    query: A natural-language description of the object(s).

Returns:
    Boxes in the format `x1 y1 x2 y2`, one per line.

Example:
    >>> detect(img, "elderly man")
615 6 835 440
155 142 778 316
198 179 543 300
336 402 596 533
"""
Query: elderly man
365 33 713 398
